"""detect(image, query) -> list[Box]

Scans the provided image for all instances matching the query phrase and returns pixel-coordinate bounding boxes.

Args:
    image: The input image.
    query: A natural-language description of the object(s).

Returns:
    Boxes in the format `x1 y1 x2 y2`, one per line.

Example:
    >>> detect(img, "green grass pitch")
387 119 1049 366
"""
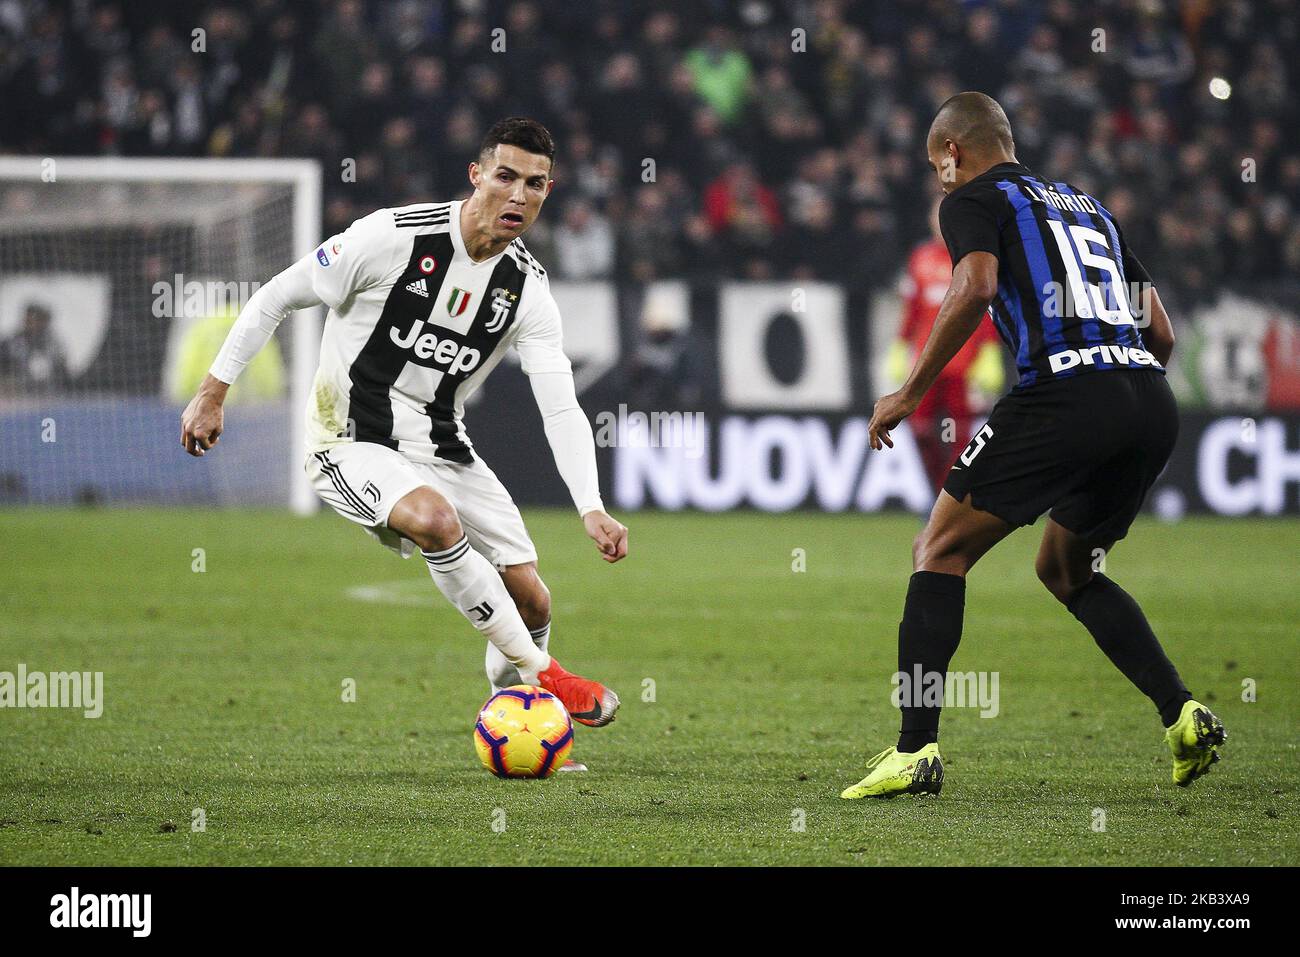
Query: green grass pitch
0 508 1296 866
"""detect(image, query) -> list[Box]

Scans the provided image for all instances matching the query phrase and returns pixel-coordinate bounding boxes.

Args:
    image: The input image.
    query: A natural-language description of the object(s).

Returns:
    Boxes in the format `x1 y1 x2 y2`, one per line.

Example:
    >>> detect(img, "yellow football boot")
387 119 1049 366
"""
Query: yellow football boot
840 744 944 799
1165 700 1226 787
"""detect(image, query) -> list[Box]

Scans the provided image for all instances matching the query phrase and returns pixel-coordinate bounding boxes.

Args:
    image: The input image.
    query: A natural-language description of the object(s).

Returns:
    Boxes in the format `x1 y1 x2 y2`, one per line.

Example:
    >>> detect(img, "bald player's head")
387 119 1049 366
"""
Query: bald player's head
926 91 1017 193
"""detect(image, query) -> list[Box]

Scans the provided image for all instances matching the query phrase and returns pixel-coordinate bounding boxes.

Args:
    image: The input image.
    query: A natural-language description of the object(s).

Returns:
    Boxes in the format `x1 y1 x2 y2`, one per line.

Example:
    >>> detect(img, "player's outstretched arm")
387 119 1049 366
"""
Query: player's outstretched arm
179 254 322 458
526 371 628 563
869 251 998 450
516 282 628 563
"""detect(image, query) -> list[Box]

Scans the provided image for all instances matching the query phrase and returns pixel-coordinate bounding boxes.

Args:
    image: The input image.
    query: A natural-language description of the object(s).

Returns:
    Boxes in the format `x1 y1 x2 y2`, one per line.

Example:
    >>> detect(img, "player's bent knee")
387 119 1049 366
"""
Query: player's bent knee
911 532 927 569
912 529 970 576
1035 558 1068 602
407 501 463 552
1035 552 1091 604
1034 551 1059 587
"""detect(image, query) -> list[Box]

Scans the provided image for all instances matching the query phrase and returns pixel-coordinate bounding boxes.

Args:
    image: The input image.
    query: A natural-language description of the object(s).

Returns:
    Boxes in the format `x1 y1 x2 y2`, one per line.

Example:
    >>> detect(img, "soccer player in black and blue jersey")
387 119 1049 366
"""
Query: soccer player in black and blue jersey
842 92 1226 799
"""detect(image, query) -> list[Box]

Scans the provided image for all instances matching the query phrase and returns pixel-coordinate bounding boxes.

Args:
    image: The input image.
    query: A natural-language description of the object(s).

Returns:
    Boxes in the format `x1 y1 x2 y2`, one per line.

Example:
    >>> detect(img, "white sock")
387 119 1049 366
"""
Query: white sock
529 621 551 655
422 536 550 683
486 620 551 692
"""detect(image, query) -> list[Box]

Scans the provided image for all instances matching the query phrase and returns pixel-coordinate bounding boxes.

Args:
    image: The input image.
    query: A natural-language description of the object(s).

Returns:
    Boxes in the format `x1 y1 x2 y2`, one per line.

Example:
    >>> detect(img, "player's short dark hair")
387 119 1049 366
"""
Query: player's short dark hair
479 117 556 169
930 91 1014 154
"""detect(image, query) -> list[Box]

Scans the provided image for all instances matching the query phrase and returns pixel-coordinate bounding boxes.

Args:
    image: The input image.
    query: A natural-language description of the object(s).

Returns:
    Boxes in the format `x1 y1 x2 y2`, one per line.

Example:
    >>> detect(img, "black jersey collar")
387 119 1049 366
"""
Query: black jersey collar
948 161 1029 198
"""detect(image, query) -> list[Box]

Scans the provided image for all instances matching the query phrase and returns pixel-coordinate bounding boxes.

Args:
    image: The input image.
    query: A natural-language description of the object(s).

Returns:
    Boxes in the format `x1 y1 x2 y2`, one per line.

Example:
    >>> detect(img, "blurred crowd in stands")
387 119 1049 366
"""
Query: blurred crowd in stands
3 0 1298 315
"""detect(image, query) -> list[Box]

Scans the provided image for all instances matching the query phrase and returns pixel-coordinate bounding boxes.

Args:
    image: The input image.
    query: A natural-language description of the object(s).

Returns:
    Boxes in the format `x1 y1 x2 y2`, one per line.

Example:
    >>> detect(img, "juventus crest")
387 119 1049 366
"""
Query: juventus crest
486 286 518 332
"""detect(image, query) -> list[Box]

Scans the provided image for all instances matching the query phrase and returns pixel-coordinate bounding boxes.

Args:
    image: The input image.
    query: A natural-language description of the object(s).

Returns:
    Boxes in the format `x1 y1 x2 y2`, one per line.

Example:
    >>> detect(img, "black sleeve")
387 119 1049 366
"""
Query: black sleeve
1116 225 1151 285
938 189 1003 267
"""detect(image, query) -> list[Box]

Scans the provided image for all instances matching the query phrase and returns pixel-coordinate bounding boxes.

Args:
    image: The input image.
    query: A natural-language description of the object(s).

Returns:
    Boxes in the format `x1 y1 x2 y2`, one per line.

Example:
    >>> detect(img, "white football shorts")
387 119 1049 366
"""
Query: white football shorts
305 442 538 567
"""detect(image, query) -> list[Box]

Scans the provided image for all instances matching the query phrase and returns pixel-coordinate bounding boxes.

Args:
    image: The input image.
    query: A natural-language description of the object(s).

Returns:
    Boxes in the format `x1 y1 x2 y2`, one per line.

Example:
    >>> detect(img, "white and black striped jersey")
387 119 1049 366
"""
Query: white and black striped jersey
306 200 569 463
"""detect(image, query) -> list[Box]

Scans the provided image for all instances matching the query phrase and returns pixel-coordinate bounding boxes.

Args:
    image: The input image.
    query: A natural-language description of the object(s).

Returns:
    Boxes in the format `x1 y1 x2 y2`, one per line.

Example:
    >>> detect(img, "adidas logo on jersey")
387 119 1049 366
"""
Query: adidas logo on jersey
405 279 428 297
1048 345 1162 374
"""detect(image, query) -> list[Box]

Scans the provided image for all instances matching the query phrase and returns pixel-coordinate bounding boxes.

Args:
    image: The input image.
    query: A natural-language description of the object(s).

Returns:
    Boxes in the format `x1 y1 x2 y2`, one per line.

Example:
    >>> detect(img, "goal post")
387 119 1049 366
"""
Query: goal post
0 157 323 514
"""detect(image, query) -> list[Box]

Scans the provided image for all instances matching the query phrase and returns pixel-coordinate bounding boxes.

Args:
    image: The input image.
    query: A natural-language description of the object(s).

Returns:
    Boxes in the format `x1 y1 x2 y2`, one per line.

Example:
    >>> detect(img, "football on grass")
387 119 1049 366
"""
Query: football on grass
474 685 574 778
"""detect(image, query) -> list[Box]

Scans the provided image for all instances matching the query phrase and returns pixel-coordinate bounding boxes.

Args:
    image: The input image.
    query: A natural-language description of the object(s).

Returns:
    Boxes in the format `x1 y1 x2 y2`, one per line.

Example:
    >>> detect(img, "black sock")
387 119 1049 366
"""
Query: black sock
896 571 966 752
897 730 937 753
1067 574 1191 726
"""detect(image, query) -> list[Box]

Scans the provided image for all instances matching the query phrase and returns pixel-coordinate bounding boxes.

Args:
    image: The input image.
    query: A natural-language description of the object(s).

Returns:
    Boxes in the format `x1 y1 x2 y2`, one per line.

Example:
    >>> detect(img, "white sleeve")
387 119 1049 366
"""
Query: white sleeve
515 283 604 515
513 283 574 376
529 373 604 516
209 253 320 385
308 207 400 310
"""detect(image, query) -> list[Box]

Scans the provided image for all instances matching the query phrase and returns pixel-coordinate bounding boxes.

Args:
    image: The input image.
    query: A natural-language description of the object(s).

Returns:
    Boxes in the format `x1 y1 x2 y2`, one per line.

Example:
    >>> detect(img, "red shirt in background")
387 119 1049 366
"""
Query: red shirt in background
898 238 998 377
702 176 783 233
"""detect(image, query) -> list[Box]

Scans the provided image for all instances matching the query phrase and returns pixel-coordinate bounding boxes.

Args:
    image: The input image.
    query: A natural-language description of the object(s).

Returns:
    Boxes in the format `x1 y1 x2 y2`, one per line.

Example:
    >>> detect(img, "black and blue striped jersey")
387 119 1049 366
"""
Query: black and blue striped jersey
939 162 1160 390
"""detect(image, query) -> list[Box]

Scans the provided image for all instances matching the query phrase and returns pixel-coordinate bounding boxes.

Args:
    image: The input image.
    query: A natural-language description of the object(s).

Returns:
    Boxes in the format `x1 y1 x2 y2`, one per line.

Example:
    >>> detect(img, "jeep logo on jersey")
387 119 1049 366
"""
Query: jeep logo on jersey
486 286 518 333
446 287 472 317
389 318 482 374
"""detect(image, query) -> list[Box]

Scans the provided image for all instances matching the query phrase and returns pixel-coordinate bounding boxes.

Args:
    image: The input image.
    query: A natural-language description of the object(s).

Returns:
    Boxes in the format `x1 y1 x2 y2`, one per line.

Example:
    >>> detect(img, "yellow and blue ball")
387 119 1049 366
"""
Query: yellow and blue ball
474 685 574 778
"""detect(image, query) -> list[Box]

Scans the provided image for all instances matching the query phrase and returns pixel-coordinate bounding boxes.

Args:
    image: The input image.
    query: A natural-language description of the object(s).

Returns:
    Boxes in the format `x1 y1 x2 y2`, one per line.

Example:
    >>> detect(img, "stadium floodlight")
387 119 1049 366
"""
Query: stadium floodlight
0 157 323 514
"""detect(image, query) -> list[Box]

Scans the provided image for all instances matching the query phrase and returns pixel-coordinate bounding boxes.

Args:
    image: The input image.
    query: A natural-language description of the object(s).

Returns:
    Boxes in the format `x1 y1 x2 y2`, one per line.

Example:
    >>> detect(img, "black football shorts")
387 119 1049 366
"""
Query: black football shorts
942 369 1178 544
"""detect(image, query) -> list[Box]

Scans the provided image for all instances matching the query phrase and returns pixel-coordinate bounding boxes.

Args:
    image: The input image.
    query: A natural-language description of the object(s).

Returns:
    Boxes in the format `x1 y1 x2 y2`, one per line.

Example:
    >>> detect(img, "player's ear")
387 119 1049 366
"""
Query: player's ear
544 178 554 198
468 162 480 190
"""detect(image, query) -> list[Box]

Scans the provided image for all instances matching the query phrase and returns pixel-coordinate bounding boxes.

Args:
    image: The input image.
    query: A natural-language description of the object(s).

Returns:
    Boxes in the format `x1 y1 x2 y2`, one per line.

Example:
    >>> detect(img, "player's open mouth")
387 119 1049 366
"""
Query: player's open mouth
498 211 525 228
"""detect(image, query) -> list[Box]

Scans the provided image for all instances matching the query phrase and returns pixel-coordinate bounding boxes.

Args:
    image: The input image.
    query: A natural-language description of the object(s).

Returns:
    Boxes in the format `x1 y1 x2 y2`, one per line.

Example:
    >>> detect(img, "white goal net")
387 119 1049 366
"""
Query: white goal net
0 158 322 513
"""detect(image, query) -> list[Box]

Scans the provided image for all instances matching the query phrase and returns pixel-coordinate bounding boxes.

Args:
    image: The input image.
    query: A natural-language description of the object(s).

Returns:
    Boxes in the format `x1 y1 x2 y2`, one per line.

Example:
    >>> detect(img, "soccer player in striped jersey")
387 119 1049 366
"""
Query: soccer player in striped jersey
180 118 625 739
842 93 1225 799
